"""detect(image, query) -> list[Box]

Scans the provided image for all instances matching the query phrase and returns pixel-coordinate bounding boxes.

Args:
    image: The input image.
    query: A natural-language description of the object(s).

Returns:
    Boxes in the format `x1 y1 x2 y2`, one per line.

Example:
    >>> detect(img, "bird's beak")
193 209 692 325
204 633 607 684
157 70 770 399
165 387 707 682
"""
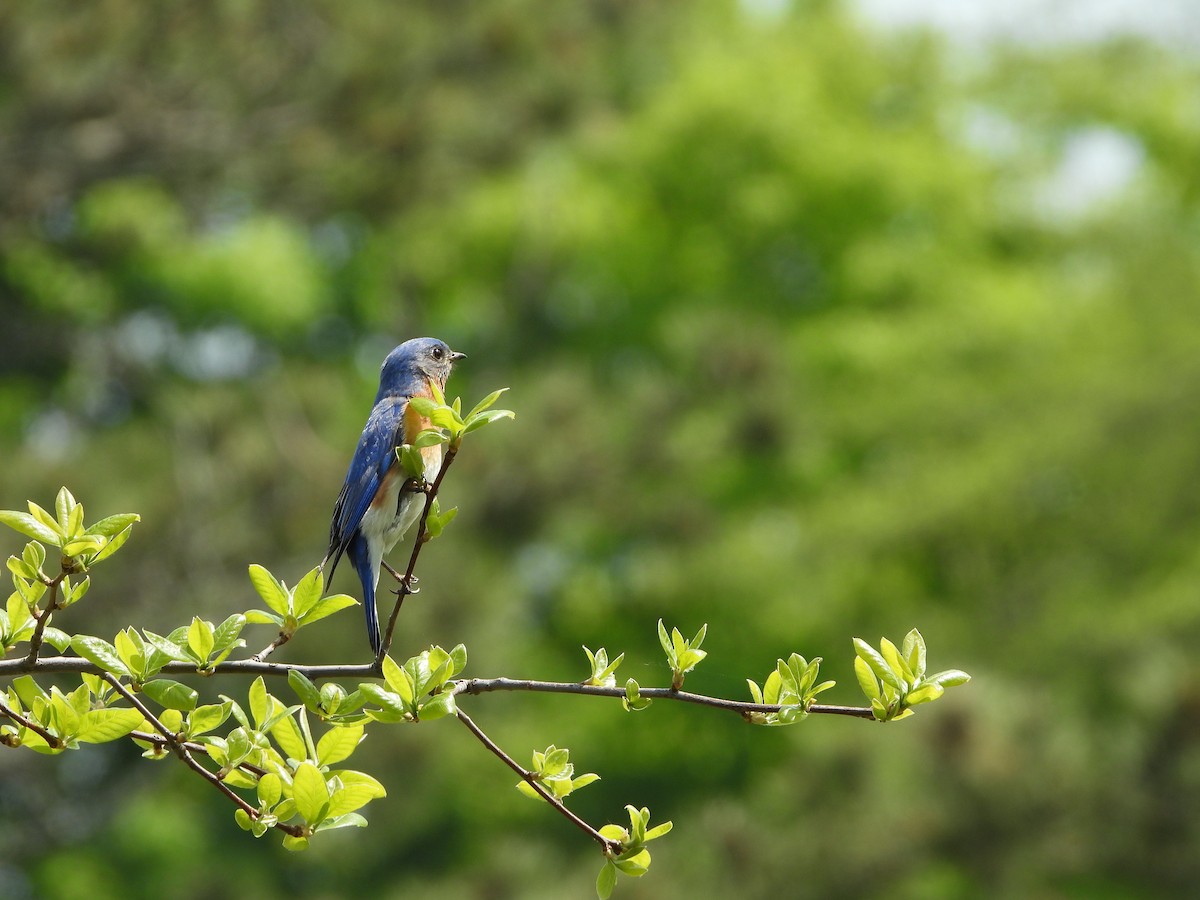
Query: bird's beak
450 350 467 362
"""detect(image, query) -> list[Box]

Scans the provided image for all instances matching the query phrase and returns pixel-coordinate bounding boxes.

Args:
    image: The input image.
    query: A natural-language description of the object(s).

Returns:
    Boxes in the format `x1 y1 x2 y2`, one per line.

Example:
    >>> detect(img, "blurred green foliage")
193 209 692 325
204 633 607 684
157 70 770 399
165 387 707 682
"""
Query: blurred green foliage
2 0 1200 897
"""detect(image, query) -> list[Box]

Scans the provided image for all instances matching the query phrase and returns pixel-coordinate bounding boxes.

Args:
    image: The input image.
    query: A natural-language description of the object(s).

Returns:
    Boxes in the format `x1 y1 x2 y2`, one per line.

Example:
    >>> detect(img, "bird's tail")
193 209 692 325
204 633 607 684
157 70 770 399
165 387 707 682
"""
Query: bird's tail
348 537 382 655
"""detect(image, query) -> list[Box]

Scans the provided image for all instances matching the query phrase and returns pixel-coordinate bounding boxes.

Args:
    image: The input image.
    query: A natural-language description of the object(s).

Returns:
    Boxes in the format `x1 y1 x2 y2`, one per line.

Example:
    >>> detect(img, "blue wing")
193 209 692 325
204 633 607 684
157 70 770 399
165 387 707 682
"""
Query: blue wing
325 396 408 580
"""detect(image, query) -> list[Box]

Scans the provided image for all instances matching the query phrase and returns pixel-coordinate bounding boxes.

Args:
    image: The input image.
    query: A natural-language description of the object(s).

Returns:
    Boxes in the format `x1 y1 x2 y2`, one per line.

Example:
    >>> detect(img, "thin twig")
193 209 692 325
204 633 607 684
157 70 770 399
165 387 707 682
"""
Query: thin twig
0 695 63 748
456 707 620 855
454 677 877 720
0 658 876 719
23 573 64 665
0 656 380 679
102 674 303 837
128 730 269 778
378 444 458 661
250 631 290 663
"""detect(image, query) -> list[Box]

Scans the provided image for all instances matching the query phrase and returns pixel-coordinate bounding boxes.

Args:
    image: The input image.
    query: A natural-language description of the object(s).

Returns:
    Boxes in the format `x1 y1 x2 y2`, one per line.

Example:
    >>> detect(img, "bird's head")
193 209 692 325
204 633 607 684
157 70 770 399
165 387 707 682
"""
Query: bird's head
377 337 466 400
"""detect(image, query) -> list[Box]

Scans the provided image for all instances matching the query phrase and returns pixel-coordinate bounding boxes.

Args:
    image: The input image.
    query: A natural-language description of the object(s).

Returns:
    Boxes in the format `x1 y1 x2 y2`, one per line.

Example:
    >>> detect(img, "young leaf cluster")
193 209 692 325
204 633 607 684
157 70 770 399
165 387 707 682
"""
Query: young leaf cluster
0 487 138 572
658 620 707 690
745 653 836 725
358 644 466 723
72 615 248 691
245 565 357 639
596 806 673 900
2 489 140 658
1 676 142 752
515 744 600 801
407 385 516 453
213 677 386 846
582 645 624 687
853 629 971 721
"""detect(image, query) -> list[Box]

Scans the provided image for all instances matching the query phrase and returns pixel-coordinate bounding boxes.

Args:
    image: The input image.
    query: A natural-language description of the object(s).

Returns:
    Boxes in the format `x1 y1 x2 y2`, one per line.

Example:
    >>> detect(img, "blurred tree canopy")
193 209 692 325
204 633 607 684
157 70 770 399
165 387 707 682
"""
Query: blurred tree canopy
2 0 1200 897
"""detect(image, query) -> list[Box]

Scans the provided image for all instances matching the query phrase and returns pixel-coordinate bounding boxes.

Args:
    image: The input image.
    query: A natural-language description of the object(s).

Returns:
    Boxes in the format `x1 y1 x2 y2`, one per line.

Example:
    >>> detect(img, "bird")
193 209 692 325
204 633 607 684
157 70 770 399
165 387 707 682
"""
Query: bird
324 337 466 654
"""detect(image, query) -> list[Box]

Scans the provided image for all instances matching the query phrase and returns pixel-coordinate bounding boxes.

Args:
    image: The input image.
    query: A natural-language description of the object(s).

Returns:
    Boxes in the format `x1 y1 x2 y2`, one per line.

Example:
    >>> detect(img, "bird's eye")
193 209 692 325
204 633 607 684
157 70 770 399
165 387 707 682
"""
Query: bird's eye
431 346 444 360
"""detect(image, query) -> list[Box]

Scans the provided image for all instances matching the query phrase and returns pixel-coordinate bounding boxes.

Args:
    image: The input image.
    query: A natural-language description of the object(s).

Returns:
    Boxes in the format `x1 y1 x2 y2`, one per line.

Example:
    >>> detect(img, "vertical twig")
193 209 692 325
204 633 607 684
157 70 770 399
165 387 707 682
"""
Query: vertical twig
456 707 620 855
377 444 458 660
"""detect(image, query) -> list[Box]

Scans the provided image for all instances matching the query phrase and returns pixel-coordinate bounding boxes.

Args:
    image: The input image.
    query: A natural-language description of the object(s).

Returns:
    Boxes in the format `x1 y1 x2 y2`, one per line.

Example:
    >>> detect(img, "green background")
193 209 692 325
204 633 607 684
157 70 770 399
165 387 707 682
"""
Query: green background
2 1 1199 897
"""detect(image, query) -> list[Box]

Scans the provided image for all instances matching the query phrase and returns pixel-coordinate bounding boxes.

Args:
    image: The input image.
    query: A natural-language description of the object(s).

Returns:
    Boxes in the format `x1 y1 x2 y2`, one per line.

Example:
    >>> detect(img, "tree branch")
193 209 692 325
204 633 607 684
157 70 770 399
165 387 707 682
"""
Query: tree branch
102 674 304 837
0 656 380 679
0 658 875 719
23 572 64 665
0 694 64 748
456 707 620 855
129 730 268 778
250 631 291 663
454 676 877 719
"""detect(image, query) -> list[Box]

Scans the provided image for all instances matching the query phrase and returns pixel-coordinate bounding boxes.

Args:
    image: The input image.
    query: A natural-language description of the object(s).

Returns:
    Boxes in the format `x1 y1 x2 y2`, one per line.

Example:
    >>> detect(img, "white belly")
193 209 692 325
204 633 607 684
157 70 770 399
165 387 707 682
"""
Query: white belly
357 445 443 585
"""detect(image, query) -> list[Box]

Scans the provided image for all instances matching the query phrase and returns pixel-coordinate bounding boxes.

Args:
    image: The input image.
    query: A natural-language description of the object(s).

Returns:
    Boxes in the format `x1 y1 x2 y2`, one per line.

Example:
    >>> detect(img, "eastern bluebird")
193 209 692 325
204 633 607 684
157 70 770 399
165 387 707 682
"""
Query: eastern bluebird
324 337 465 653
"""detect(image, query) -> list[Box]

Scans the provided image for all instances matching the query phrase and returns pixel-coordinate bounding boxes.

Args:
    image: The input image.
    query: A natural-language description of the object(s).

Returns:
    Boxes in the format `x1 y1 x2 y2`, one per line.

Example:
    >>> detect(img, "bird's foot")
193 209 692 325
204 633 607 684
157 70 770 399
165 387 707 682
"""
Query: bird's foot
382 560 419 593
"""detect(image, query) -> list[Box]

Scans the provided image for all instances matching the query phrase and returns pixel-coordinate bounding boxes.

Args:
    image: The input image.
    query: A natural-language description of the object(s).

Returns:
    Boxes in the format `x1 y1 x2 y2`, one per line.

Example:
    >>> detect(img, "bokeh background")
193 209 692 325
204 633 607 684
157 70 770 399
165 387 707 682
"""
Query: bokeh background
3 1 1200 897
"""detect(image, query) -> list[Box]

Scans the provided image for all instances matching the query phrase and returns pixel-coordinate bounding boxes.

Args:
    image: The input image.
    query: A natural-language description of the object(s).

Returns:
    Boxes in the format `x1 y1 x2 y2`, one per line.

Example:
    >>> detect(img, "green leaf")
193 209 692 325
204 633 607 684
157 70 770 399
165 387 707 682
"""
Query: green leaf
258 771 283 808
596 862 618 900
572 773 601 791
70 635 131 677
212 614 247 652
55 488 77 532
64 575 91 606
448 643 467 676
382 655 415 706
516 779 546 801
314 813 369 832
271 713 308 762
418 692 456 721
188 702 232 736
77 708 143 743
86 513 141 538
462 408 516 434
399 444 425 479
42 627 71 653
0 511 62 546
248 564 290 616
187 617 215 663
248 676 271 729
598 823 628 842
614 849 651 876
853 638 903 691
141 679 200 711
142 630 192 663
656 619 672 659
645 820 673 841
317 724 364 767
926 669 972 688
292 568 324 619
324 770 386 817
407 397 438 417
879 637 913 685
90 525 134 564
288 670 322 709
466 387 509 419
358 683 408 717
298 593 357 626
412 428 448 449
27 501 59 532
854 656 881 701
291 762 330 824
244 610 284 626
905 683 945 706
234 808 253 831
67 507 86 544
902 628 927 679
